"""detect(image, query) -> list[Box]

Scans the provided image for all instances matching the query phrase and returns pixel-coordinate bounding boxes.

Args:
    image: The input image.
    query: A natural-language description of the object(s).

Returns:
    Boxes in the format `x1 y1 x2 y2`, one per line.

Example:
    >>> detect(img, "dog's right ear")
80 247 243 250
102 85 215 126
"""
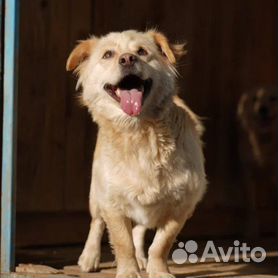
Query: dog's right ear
66 38 97 71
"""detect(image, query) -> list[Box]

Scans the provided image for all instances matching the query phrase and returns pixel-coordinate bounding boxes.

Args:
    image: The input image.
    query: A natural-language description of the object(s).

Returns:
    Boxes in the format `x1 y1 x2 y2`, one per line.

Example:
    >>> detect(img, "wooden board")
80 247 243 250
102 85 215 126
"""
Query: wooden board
17 0 94 212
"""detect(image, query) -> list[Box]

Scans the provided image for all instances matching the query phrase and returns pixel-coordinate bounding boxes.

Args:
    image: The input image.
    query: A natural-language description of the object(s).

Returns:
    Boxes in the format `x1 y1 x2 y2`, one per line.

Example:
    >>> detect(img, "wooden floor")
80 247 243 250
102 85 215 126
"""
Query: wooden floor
13 239 277 278
12 257 278 278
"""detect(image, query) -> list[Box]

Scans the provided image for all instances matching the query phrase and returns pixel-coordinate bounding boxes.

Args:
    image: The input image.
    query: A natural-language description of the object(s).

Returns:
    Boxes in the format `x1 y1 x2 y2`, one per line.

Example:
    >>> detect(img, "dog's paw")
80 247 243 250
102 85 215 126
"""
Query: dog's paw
78 249 100 272
116 270 142 278
148 272 175 278
136 255 147 270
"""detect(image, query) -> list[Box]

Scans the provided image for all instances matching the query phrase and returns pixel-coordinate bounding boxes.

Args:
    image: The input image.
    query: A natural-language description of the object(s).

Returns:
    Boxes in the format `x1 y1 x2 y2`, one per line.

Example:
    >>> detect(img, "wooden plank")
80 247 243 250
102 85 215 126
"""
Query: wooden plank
63 0 94 211
35 0 69 211
17 0 94 213
17 0 70 212
15 264 60 274
1 0 19 273
16 212 91 247
15 208 276 248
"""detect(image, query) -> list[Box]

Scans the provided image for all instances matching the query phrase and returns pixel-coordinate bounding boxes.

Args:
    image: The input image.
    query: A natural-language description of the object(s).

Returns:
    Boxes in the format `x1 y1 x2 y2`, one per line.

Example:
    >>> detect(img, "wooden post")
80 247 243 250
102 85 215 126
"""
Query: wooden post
1 0 19 273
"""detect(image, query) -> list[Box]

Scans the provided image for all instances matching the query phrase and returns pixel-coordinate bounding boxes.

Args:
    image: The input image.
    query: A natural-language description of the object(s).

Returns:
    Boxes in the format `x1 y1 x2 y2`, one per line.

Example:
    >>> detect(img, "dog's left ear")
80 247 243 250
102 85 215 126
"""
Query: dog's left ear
148 31 187 64
66 38 98 71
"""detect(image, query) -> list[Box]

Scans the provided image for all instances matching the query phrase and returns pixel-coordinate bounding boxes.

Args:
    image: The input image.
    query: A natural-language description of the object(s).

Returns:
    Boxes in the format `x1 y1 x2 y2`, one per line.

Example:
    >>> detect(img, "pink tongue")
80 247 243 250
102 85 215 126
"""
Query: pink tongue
120 89 143 116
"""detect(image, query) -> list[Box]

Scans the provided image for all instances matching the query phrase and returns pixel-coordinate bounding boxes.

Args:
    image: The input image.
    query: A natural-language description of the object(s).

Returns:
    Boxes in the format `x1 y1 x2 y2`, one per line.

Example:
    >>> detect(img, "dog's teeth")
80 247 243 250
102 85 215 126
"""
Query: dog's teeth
115 89 121 97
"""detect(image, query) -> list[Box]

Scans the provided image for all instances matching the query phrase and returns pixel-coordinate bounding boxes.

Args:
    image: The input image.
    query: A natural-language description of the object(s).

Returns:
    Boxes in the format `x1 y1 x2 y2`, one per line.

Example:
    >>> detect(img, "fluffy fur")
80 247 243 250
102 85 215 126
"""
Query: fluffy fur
67 30 207 278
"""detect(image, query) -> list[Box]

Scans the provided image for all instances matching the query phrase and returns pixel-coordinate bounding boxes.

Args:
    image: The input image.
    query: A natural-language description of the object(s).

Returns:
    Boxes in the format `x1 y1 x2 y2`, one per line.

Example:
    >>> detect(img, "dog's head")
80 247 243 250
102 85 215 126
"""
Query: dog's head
238 87 277 133
66 30 185 124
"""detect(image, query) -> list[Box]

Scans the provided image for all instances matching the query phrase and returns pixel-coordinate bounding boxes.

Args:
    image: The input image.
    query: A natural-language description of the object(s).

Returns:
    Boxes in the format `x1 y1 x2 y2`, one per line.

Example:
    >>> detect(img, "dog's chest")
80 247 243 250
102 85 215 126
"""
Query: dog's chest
105 128 189 210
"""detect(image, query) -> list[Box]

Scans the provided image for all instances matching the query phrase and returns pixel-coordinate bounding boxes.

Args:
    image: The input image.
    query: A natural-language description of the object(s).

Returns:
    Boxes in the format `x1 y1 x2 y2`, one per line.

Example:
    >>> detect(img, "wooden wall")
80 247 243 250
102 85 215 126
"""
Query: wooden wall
16 0 95 245
15 0 277 246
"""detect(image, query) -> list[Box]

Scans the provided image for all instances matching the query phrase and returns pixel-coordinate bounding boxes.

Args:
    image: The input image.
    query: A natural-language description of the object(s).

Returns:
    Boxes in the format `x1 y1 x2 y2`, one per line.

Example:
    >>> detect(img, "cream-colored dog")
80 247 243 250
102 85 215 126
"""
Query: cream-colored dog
66 30 206 278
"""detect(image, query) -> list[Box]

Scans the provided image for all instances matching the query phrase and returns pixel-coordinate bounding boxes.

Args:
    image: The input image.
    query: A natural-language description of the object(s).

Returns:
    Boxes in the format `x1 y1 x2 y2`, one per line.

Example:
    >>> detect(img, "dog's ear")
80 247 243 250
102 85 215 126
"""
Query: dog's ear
148 31 187 64
66 38 97 71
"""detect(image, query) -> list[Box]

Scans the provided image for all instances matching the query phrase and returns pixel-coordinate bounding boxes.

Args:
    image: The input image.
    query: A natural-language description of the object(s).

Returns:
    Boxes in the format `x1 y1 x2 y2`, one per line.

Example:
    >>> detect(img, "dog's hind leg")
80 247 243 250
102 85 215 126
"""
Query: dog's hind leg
132 225 147 270
78 216 105 272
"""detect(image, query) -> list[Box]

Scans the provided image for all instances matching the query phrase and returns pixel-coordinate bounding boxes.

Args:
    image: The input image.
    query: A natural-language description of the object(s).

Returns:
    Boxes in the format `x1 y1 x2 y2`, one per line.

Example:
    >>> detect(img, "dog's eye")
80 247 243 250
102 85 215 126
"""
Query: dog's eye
103 50 114 59
137 47 148 56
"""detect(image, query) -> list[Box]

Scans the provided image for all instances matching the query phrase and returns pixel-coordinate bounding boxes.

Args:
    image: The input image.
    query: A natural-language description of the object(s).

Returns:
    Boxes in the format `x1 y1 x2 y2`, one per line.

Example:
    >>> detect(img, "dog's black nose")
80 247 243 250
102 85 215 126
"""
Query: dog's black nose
119 53 137 67
258 105 269 118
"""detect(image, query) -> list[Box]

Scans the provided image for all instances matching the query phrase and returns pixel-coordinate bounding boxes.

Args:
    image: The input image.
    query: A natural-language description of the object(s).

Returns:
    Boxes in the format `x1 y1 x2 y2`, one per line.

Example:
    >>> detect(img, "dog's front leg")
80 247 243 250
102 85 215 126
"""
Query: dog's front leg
103 211 141 278
78 217 105 272
147 218 186 278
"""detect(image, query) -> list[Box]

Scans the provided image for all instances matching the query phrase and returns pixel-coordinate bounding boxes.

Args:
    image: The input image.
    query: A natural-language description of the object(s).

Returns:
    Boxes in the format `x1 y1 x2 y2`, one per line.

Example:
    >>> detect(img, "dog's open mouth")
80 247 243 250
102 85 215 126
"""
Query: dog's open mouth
104 74 152 116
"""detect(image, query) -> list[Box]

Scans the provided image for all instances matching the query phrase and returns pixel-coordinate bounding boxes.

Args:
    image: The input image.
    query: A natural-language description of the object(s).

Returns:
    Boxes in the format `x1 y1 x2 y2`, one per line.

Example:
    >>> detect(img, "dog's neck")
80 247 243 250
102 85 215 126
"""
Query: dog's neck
93 102 177 168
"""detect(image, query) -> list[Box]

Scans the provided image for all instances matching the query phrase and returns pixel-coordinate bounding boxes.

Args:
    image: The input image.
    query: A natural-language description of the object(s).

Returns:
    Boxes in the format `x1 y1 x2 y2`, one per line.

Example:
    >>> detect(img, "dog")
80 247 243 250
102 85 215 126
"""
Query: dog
237 87 277 237
66 30 207 278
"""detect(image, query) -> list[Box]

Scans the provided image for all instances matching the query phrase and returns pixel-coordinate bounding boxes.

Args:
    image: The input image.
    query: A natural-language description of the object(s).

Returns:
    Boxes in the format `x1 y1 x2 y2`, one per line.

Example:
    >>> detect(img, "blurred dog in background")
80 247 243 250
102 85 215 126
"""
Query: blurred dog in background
237 86 277 237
